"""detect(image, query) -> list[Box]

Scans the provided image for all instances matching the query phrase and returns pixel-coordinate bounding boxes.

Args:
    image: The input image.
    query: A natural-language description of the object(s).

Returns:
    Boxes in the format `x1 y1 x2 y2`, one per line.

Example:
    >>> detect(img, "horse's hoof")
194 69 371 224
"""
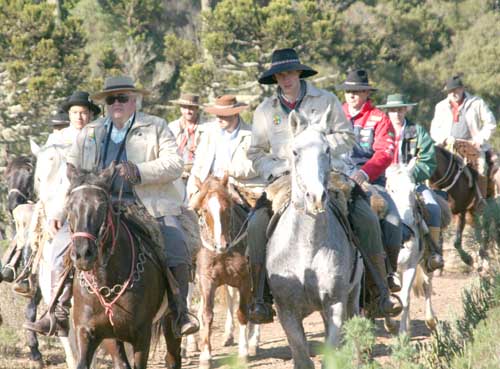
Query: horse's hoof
426 318 437 331
222 335 234 347
384 318 399 335
248 344 258 356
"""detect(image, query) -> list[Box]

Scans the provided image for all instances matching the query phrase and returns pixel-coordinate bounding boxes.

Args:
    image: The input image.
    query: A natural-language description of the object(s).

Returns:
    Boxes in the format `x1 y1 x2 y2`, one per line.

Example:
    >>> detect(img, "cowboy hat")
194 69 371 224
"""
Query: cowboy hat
335 69 377 91
61 91 101 115
444 75 464 92
258 48 318 85
376 93 418 109
170 93 201 107
47 109 70 127
91 75 150 101
204 95 248 116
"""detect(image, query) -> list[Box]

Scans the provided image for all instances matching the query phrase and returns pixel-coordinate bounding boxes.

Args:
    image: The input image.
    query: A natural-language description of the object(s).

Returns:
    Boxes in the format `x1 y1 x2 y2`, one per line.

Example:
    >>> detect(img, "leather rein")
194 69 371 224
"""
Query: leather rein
69 184 137 326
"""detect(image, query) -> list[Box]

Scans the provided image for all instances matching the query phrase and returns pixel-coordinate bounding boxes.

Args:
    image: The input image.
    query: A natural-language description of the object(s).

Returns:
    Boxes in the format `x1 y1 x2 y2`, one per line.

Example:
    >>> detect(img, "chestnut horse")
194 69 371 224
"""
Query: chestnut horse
65 164 181 369
190 175 259 367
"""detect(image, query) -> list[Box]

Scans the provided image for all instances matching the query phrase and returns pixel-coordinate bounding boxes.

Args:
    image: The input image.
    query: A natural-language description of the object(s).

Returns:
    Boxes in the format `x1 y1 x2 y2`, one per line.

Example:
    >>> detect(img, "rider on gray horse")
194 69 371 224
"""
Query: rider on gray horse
25 77 199 337
247 48 403 324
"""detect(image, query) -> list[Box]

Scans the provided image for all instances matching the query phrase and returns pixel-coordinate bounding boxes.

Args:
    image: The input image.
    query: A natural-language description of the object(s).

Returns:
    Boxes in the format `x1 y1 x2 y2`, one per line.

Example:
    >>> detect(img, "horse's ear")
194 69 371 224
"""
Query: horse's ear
318 104 332 133
100 161 116 184
221 171 229 187
289 110 307 137
30 139 41 157
188 190 204 211
66 163 78 183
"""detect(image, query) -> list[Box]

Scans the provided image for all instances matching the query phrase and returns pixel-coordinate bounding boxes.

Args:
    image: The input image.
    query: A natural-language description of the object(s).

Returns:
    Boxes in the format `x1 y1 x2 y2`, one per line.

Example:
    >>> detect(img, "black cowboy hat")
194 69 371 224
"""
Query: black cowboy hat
444 75 464 92
335 69 377 91
47 109 70 127
258 48 318 85
61 91 101 115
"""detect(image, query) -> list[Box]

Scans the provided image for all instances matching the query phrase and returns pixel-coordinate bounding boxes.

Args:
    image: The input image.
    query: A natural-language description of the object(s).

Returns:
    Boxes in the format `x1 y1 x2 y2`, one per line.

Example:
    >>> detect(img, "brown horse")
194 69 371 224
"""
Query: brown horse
5 155 35 213
429 145 497 265
190 175 259 367
66 164 181 369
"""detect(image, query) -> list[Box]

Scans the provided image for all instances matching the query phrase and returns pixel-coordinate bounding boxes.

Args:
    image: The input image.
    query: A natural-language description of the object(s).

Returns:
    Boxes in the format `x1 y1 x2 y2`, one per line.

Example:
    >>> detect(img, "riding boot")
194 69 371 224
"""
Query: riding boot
365 254 403 318
248 263 275 324
426 227 444 272
166 264 199 337
23 269 72 337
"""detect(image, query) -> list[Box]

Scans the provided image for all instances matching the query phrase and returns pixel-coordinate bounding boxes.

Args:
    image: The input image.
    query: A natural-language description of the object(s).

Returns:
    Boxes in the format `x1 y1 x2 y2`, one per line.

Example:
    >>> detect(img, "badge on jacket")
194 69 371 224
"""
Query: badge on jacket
273 114 282 125
88 127 95 140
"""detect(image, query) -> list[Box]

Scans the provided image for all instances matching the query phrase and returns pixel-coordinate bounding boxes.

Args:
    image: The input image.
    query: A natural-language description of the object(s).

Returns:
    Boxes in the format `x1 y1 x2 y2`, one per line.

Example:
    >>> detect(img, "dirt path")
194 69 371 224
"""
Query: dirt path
0 272 473 369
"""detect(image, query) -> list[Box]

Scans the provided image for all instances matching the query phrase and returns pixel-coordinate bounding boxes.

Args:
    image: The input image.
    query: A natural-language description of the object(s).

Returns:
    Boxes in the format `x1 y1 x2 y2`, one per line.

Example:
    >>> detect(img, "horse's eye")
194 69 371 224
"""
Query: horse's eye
292 150 298 157
325 147 330 155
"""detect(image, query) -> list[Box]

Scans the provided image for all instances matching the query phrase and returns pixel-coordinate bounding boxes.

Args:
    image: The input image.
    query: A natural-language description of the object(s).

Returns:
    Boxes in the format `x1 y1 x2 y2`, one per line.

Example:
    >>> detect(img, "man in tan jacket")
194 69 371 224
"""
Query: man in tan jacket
187 95 264 199
247 48 402 323
26 76 198 337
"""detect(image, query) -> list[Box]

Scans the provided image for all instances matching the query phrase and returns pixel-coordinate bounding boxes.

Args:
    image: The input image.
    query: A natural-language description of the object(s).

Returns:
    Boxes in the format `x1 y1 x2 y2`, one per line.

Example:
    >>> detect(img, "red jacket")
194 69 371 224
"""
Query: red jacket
342 100 395 182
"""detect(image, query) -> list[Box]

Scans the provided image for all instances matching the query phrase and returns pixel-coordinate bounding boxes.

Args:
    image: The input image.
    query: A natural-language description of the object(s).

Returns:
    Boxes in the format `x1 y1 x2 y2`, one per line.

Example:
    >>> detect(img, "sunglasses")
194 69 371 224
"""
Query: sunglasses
105 94 130 105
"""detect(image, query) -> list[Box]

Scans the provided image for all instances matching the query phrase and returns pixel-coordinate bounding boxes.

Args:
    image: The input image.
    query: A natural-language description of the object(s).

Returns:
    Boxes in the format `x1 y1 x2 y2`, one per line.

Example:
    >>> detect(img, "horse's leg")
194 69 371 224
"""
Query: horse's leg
454 213 466 250
183 281 199 356
133 330 152 369
423 272 437 331
163 315 182 369
394 264 417 335
324 300 345 349
75 327 101 369
222 285 235 347
25 288 43 366
278 307 314 369
198 276 217 365
247 322 260 357
101 339 131 369
238 277 259 357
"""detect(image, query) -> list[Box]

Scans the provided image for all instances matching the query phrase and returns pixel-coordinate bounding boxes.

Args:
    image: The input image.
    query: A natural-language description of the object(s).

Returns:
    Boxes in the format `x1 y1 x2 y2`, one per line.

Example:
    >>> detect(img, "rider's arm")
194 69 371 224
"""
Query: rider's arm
473 98 496 146
228 135 258 180
324 93 355 156
429 100 449 145
412 125 437 183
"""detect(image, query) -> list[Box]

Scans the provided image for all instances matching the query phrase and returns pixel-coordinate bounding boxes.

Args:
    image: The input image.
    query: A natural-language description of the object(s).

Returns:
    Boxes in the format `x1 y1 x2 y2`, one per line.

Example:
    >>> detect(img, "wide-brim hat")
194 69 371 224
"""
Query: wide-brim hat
170 93 201 107
47 109 70 127
92 75 150 101
258 48 318 85
61 91 101 115
376 93 417 109
444 75 464 92
335 69 377 91
204 95 248 116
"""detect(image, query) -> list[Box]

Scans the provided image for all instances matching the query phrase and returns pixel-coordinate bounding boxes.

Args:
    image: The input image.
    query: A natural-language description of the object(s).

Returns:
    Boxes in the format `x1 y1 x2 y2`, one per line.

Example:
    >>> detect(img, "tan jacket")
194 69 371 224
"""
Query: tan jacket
67 112 185 217
168 117 209 150
248 81 354 182
430 92 496 147
186 120 264 197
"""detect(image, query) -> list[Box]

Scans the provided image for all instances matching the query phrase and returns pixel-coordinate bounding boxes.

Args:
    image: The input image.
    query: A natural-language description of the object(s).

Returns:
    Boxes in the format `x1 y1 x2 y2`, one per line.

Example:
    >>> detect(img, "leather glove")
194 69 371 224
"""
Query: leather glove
350 169 369 186
117 161 141 185
445 136 456 151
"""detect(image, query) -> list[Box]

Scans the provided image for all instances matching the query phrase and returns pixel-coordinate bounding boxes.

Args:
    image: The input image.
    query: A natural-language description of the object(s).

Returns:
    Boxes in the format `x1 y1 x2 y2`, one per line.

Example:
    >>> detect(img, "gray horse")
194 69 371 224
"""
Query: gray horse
266 108 363 369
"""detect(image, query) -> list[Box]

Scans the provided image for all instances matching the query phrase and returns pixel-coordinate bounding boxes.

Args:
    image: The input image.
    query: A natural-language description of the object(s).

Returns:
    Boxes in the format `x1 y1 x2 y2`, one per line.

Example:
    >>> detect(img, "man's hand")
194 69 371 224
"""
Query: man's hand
350 169 369 186
117 161 141 185
444 136 456 151
49 219 62 237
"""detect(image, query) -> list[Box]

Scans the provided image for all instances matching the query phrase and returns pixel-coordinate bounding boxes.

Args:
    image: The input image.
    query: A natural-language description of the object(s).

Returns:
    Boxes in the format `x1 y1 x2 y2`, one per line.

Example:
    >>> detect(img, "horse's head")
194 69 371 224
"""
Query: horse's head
385 162 417 226
34 144 70 204
5 156 35 213
190 175 233 254
66 163 116 271
289 107 331 215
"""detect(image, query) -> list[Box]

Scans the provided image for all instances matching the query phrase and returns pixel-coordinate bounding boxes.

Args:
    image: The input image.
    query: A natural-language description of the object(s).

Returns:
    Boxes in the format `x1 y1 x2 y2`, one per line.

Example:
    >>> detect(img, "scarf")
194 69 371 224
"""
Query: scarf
450 99 464 123
178 121 197 161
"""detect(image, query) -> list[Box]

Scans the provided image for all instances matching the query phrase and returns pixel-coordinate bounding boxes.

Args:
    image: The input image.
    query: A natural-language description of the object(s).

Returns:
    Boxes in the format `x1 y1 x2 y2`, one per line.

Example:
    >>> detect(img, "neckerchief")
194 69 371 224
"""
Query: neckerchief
278 80 307 114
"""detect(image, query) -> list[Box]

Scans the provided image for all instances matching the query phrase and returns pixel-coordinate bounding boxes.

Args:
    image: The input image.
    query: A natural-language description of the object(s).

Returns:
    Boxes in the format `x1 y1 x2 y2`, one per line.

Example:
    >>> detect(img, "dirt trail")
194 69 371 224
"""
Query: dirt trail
0 272 472 369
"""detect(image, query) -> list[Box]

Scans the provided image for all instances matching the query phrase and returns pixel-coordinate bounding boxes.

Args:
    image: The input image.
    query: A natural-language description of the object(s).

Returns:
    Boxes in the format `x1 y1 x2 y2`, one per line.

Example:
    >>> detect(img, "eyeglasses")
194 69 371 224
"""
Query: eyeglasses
105 94 130 105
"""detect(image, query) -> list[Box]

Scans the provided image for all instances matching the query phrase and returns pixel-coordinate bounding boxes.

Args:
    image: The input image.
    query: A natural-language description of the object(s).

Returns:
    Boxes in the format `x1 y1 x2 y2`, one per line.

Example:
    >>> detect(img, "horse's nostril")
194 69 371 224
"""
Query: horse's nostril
85 247 93 259
321 191 327 203
306 192 311 198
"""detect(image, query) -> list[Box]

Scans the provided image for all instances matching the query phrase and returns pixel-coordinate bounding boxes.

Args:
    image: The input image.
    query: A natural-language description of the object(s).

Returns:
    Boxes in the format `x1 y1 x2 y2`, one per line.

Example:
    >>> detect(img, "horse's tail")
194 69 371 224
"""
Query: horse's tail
150 318 164 355
412 263 429 298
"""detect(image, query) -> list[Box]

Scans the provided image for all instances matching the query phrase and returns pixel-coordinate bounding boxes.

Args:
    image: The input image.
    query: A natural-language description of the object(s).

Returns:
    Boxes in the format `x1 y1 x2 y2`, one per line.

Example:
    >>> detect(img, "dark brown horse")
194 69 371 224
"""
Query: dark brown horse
3 155 44 367
429 145 497 265
66 164 181 369
190 175 259 367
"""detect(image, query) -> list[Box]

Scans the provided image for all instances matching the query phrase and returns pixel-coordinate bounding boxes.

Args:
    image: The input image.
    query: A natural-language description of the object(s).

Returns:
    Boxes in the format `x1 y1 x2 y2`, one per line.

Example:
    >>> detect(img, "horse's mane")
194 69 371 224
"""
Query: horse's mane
67 169 110 194
6 155 33 174
198 176 232 205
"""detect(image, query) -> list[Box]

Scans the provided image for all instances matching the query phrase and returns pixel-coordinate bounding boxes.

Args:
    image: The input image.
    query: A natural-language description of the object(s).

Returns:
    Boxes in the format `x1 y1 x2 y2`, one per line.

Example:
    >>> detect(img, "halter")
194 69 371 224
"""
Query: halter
69 183 138 326
432 150 467 191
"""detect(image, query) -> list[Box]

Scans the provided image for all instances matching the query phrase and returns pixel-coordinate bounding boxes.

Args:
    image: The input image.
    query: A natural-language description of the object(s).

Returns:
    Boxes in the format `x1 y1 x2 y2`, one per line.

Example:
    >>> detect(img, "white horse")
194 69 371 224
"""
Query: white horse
31 140 77 369
385 163 437 334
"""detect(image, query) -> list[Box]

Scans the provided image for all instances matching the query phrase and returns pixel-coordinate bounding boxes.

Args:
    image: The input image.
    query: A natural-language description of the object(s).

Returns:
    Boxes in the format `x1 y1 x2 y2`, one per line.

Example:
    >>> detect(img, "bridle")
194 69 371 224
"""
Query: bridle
69 183 139 326
432 149 466 191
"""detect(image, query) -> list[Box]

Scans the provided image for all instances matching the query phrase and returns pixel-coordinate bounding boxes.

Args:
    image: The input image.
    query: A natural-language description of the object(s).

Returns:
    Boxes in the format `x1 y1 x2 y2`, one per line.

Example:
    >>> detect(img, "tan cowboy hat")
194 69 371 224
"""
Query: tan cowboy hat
204 95 248 116
170 93 201 107
92 75 150 101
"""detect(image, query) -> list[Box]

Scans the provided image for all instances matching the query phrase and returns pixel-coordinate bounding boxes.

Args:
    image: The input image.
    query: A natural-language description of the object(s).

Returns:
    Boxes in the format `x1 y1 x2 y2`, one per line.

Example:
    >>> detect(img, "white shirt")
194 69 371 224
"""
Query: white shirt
211 121 241 177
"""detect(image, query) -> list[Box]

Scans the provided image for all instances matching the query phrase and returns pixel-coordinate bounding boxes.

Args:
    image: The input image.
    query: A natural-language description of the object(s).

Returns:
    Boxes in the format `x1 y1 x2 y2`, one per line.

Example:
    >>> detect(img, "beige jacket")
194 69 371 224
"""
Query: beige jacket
168 117 209 150
430 92 496 147
186 120 264 197
67 112 185 217
248 81 354 182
